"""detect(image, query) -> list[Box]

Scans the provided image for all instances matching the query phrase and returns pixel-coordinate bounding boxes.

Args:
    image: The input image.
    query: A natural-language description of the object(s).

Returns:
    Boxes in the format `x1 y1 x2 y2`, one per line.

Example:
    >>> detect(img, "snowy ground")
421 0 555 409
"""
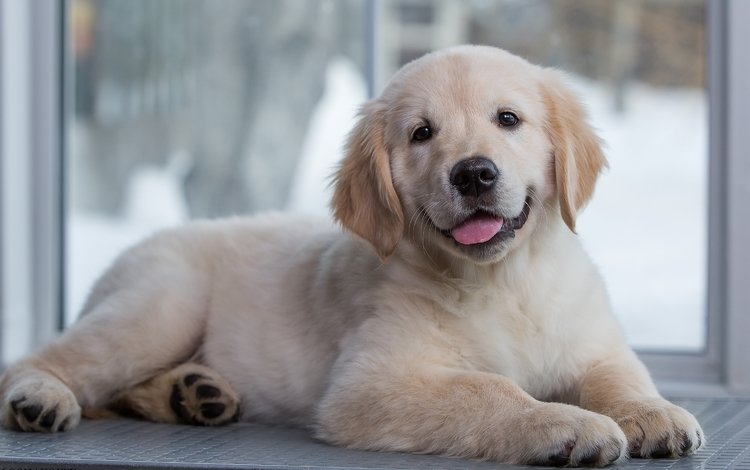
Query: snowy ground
67 61 706 351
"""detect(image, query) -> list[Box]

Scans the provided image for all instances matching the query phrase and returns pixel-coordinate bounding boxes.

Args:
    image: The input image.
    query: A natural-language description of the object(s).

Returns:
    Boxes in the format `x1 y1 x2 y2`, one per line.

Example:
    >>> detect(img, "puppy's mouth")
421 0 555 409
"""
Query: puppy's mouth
440 195 532 246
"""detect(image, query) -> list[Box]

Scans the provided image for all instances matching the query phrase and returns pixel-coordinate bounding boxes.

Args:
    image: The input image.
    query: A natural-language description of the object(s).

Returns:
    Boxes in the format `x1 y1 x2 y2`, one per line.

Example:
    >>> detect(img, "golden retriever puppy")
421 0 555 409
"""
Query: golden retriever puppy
0 46 703 466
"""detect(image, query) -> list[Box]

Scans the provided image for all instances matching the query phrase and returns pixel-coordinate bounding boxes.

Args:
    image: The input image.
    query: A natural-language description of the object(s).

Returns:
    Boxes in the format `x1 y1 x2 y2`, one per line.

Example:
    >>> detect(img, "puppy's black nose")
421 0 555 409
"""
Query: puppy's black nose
449 157 499 197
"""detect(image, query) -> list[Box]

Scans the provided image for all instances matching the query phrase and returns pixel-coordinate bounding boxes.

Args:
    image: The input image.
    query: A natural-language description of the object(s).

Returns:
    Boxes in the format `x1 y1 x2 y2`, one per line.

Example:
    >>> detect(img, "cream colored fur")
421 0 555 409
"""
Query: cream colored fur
0 46 702 466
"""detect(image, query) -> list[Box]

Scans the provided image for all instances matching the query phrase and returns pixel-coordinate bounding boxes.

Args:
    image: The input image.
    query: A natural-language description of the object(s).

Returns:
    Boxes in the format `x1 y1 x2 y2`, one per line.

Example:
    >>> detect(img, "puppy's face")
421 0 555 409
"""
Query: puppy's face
333 46 606 264
382 49 554 263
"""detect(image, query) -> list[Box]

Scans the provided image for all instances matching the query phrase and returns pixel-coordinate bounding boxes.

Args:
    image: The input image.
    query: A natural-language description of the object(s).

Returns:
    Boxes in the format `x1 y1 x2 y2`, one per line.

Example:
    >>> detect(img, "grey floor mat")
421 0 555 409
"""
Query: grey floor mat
0 398 747 469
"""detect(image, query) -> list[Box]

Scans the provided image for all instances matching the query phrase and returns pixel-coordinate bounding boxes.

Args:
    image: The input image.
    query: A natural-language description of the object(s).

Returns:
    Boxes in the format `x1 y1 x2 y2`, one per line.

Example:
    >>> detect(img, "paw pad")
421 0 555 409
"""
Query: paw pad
169 371 240 426
7 392 78 433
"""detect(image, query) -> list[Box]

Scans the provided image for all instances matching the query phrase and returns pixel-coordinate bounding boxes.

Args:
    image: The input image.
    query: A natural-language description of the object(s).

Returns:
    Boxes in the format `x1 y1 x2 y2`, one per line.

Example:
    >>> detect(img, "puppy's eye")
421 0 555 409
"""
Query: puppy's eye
498 111 519 127
412 126 432 142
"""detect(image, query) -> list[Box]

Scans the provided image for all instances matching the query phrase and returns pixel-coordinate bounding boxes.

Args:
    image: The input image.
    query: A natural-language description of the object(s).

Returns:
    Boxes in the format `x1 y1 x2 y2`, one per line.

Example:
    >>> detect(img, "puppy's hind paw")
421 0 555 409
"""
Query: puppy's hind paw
169 365 240 426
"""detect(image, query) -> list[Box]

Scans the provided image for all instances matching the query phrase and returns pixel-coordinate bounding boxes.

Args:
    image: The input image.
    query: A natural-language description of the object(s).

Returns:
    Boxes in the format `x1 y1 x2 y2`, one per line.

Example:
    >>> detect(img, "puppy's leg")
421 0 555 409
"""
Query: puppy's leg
578 350 704 458
107 363 240 426
317 364 627 467
0 258 210 432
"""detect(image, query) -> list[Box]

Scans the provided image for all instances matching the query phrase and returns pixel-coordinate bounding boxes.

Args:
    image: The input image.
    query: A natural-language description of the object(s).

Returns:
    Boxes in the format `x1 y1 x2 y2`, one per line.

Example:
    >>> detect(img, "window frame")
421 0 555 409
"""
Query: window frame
0 0 4 366
637 0 750 395
724 0 750 393
1 0 747 394
0 0 63 362
30 0 65 345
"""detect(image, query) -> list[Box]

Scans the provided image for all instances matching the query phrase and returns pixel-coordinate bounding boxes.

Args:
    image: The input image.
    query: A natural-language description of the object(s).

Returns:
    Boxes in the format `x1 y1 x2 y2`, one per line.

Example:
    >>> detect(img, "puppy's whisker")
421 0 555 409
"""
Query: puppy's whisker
529 192 550 228
414 204 439 265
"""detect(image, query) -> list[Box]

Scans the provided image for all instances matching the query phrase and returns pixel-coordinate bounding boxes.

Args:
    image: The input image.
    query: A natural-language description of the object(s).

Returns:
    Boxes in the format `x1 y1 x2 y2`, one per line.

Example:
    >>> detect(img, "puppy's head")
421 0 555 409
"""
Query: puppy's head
332 45 606 263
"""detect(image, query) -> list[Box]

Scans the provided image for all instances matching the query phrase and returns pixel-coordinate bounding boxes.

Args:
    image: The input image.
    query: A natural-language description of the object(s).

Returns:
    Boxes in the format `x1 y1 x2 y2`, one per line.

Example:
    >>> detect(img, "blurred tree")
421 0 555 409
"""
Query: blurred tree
70 0 365 218
466 0 704 110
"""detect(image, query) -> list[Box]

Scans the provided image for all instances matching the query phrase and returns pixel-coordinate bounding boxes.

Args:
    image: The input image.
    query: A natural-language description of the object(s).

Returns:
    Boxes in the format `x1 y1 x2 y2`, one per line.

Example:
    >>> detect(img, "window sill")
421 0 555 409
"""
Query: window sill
0 398 747 469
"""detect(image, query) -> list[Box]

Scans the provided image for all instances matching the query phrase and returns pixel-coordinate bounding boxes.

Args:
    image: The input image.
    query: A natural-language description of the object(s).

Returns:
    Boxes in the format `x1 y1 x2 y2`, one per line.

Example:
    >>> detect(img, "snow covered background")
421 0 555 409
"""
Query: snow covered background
67 58 706 351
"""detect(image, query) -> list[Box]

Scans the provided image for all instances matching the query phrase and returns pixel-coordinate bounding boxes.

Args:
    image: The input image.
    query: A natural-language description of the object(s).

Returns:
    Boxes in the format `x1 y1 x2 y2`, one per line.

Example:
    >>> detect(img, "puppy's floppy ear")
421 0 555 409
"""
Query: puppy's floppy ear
331 100 404 260
542 71 608 232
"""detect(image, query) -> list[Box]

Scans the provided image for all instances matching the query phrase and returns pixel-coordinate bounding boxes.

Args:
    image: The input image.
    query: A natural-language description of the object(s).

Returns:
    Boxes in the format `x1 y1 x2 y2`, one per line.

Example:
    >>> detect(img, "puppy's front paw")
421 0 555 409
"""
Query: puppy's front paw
522 403 627 467
2 375 81 432
609 398 703 458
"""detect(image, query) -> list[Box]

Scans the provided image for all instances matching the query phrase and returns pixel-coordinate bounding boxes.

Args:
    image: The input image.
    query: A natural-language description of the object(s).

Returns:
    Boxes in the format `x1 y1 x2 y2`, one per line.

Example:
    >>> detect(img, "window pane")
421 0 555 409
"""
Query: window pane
67 0 707 353
66 0 368 323
375 0 707 351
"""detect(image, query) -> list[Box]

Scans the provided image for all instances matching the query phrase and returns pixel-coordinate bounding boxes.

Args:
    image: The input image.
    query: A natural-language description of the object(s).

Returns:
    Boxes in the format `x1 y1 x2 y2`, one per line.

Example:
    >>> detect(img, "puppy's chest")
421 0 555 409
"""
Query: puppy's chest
445 294 574 397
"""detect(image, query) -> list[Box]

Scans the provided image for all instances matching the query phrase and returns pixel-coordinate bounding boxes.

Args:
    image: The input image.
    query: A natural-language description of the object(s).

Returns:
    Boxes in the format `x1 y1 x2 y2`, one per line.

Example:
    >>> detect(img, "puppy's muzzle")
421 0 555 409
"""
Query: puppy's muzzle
449 157 498 198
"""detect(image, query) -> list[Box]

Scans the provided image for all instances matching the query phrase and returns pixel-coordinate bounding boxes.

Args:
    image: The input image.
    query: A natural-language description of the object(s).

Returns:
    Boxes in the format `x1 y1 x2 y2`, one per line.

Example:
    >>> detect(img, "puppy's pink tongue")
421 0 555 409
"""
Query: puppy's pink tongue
451 216 504 245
